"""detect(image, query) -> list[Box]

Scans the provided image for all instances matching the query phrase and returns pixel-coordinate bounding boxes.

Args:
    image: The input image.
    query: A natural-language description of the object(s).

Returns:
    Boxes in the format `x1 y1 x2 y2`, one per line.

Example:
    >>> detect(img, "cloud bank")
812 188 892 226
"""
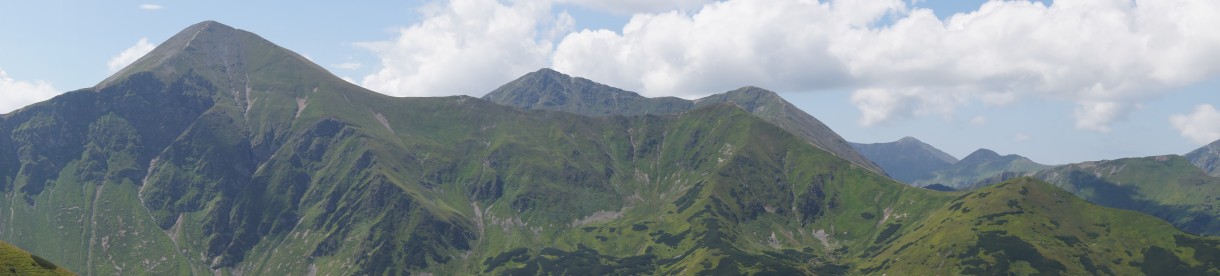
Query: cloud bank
0 69 59 114
361 0 1220 131
108 38 156 72
1172 104 1220 145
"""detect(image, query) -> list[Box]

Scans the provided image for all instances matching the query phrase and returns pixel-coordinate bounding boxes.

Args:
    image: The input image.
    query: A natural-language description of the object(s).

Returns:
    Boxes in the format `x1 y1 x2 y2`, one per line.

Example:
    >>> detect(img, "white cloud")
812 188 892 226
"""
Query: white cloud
108 38 156 72
558 0 717 14
0 69 59 114
1014 132 1031 142
970 115 987 126
1171 104 1220 144
359 0 1220 131
334 62 363 70
359 0 569 97
549 0 1220 130
139 4 163 10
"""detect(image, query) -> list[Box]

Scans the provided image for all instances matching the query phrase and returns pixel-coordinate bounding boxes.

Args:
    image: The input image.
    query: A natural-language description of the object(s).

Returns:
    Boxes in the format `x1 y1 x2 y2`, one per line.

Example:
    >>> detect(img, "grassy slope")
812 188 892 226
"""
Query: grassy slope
862 177 1220 275
1032 155 1220 236
2 21 1217 275
0 241 74 275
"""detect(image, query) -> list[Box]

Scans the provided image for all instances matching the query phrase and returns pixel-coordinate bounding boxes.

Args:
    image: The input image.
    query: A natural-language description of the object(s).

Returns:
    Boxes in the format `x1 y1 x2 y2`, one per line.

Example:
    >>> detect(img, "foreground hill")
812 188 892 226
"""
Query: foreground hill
484 69 886 176
0 241 73 275
1 21 1217 275
862 177 1220 275
850 137 958 183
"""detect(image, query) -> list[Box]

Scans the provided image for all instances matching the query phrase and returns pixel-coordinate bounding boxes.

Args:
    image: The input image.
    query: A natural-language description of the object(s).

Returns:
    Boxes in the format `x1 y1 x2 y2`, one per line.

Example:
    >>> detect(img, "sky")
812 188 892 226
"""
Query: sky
1 0 1218 165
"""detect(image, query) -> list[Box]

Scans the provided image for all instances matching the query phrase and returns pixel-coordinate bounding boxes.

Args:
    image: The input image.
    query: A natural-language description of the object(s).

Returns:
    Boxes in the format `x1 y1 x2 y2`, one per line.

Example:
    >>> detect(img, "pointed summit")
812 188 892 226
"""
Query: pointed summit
97 20 339 92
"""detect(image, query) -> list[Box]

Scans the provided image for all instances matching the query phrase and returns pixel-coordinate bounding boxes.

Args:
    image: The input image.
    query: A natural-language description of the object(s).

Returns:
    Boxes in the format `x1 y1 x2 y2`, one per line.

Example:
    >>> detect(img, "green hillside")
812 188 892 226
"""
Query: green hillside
0 241 73 276
1030 155 1220 236
862 177 1220 275
484 69 886 176
1 20 1216 275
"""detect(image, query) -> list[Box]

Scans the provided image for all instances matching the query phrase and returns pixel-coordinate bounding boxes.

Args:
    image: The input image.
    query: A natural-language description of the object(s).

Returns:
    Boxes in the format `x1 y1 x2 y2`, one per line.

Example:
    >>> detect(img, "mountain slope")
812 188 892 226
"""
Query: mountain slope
1028 155 1220 236
913 148 1050 189
851 136 958 183
0 21 948 275
1186 139 1220 177
0 240 73 275
861 177 1220 275
484 69 886 176
3 20 1215 275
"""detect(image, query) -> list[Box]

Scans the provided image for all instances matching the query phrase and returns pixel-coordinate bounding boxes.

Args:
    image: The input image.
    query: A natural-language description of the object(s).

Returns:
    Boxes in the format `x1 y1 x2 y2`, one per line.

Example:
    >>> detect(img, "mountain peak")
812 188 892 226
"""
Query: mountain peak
963 148 1001 160
97 20 333 90
896 136 920 143
482 68 652 114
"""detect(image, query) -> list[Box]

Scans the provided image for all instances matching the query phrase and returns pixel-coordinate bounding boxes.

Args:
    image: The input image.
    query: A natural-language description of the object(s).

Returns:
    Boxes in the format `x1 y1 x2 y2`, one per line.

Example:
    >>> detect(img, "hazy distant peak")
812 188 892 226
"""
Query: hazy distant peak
963 148 1001 161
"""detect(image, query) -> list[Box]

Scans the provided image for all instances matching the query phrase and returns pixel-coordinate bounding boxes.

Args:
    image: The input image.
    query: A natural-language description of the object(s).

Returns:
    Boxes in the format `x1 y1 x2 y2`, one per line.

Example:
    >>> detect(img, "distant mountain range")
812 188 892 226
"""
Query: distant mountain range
851 137 1049 189
0 21 1217 275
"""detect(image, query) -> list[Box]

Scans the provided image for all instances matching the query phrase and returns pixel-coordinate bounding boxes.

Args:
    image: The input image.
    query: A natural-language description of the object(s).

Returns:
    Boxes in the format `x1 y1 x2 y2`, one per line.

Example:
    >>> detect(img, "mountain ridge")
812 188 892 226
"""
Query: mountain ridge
484 68 887 176
1186 139 1220 177
912 148 1050 189
2 20 1218 275
850 136 958 183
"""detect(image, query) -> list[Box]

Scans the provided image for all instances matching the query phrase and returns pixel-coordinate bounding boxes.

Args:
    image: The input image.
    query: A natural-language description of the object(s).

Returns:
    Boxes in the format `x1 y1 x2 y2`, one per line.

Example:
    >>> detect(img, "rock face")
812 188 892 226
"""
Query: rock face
850 136 959 183
484 69 887 176
1186 139 1220 177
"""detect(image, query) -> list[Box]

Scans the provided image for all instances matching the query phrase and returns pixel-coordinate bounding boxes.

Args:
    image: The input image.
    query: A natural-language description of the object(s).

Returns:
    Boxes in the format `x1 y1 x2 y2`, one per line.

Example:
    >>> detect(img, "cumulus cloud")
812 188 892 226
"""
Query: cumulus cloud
0 69 59 114
108 38 156 72
550 0 1220 130
334 62 363 70
360 0 1220 131
1171 104 1220 144
969 115 987 126
558 0 717 14
139 4 163 10
359 0 570 97
1014 132 1031 142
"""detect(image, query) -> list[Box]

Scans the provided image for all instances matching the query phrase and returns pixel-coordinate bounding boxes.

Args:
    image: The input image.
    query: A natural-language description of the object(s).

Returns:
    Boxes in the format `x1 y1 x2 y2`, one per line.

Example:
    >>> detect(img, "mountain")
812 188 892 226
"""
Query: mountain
860 177 1220 275
0 240 73 275
850 136 958 183
1186 139 1220 177
0 20 947 275
1026 155 1220 235
484 69 887 176
913 148 1051 189
3 20 1219 275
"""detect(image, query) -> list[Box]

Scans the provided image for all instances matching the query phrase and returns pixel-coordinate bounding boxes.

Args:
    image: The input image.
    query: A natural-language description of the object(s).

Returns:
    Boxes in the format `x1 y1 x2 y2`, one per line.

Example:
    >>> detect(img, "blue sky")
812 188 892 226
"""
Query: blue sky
1 0 1218 165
